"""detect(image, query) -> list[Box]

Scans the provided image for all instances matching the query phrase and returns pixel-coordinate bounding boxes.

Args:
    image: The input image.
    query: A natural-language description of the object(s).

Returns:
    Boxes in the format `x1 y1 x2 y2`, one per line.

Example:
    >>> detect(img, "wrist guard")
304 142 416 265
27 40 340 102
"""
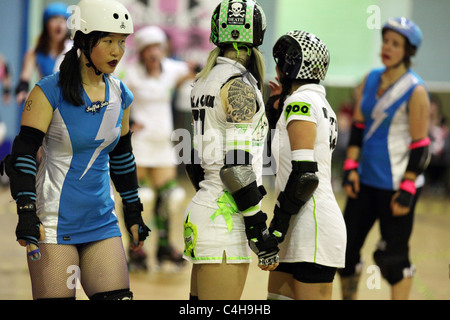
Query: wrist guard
15 79 29 95
15 200 41 247
342 158 359 189
123 201 150 241
244 211 279 266
271 161 318 242
395 179 416 208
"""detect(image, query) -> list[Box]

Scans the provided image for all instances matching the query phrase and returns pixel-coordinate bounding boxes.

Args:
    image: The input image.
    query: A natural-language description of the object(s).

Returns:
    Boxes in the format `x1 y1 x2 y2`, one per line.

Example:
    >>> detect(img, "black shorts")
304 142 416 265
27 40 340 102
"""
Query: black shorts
274 262 337 283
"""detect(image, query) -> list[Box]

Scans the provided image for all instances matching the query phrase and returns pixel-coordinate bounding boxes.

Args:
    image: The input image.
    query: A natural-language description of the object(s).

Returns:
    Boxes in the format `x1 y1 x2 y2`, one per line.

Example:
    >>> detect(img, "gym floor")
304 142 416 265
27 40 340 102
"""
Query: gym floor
0 176 448 300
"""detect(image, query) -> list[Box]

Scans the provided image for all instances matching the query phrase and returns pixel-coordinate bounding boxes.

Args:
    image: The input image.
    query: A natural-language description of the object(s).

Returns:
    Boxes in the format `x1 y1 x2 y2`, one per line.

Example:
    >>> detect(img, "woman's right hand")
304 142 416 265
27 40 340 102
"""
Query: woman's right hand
268 77 282 96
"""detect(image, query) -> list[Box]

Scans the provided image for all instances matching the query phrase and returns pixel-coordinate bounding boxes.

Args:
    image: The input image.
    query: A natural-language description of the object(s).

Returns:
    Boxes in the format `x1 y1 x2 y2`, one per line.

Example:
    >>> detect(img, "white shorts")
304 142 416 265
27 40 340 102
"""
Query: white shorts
183 199 252 264
132 135 177 168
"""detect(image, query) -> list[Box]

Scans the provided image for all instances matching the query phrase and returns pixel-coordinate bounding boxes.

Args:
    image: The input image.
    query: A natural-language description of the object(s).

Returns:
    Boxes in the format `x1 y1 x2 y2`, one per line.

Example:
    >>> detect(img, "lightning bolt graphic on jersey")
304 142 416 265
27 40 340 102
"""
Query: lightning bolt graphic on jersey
364 74 417 142
80 102 121 180
365 107 388 142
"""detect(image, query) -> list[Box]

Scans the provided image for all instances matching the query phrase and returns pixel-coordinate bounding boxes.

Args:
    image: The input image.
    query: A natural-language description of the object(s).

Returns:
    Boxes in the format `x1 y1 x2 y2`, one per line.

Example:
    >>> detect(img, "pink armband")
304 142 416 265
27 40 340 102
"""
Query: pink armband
399 179 416 195
343 159 359 171
409 137 430 150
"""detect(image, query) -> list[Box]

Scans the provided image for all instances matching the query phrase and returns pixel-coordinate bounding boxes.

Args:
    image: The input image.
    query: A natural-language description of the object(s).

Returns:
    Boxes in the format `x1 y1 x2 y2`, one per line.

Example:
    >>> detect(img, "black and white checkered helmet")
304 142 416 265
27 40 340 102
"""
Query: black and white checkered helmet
273 30 330 81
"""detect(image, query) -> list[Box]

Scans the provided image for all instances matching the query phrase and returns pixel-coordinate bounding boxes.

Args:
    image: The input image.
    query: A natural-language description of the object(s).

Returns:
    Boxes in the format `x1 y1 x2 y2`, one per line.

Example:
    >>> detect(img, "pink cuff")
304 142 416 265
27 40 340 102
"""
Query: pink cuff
399 179 416 195
343 159 359 171
409 137 430 150
353 122 365 129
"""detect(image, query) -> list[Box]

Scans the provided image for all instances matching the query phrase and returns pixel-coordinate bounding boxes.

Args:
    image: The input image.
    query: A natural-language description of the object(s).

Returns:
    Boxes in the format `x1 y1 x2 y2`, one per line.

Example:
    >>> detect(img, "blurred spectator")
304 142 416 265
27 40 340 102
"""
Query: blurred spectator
0 53 12 105
426 95 449 195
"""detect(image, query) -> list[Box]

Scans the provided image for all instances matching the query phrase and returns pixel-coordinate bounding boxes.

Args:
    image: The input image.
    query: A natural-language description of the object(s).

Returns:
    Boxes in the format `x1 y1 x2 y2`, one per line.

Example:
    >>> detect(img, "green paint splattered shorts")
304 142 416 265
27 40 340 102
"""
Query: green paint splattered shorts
182 193 252 264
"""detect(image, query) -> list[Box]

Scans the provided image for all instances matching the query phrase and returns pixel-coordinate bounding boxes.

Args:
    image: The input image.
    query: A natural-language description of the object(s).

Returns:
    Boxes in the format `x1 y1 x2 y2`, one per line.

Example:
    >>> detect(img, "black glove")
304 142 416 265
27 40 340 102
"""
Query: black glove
123 201 151 241
269 205 291 243
244 211 279 266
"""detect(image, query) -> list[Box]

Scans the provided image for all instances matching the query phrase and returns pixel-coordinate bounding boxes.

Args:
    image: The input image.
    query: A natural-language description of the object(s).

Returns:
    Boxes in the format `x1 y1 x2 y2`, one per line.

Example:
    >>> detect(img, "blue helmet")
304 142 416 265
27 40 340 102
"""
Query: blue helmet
43 2 70 24
382 17 422 49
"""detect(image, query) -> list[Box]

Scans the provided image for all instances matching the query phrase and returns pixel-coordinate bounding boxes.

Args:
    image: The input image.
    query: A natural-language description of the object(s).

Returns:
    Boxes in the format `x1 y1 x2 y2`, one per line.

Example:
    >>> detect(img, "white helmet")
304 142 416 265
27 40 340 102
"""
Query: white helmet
134 26 167 52
70 0 133 39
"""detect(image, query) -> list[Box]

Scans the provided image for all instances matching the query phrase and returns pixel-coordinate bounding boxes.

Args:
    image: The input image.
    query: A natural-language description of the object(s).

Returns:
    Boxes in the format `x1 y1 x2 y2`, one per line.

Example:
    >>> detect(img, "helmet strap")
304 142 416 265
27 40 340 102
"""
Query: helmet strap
84 53 103 76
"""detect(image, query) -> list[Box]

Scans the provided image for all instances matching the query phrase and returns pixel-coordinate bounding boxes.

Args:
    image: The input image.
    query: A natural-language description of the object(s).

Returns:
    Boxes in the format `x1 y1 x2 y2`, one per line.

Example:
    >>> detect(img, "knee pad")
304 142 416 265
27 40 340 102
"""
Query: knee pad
155 180 186 216
373 241 414 285
89 289 133 300
338 258 363 278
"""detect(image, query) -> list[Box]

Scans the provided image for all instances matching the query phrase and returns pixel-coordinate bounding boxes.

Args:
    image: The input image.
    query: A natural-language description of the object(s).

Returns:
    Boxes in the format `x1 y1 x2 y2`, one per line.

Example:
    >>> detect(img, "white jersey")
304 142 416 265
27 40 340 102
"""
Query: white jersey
271 84 346 268
190 57 268 209
121 58 189 142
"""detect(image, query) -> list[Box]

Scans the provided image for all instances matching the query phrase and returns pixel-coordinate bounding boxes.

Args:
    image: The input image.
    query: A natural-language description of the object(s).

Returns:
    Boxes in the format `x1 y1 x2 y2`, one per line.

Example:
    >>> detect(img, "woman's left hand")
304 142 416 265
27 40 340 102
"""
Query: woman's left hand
390 192 411 216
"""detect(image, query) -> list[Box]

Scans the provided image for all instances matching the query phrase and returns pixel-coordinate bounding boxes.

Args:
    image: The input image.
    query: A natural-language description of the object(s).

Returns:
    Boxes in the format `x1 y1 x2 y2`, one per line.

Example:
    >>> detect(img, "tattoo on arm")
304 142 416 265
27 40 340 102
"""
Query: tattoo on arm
25 100 32 111
226 79 256 123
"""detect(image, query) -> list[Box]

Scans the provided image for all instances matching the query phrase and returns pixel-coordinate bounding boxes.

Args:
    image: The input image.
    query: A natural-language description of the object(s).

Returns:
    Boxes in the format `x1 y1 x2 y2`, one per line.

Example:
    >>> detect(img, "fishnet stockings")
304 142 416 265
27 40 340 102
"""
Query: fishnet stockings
28 237 129 299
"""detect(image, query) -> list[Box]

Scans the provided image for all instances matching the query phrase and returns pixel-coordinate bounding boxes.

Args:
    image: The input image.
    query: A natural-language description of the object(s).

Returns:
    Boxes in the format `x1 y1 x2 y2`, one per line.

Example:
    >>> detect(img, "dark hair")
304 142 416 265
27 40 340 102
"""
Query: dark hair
58 31 109 106
35 23 67 55
403 41 417 69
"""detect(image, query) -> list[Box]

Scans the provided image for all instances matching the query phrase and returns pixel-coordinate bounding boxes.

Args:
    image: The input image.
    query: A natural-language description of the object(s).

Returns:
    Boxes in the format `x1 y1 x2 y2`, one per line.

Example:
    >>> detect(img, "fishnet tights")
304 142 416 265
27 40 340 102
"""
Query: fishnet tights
27 237 129 299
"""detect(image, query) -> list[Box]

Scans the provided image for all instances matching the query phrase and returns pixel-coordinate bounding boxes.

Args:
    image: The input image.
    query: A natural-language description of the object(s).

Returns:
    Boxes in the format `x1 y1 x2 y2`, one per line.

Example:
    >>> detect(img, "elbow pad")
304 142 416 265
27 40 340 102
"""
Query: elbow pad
348 121 365 148
220 150 266 212
0 126 44 203
406 137 431 175
109 131 139 200
277 161 319 215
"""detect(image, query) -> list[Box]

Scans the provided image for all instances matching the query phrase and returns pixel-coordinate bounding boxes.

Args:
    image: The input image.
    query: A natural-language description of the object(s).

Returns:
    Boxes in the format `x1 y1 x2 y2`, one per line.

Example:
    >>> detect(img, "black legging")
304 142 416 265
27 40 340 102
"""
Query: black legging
338 183 421 284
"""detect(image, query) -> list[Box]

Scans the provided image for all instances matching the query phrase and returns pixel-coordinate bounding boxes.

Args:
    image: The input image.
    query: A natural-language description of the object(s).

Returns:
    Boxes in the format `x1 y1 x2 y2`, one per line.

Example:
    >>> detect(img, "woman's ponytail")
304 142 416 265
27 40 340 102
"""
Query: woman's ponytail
59 44 83 106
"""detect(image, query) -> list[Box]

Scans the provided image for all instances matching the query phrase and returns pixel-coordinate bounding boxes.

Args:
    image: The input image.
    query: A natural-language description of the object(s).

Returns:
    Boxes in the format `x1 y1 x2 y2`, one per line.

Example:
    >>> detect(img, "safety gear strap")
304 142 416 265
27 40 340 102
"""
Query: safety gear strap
406 137 431 175
348 121 365 148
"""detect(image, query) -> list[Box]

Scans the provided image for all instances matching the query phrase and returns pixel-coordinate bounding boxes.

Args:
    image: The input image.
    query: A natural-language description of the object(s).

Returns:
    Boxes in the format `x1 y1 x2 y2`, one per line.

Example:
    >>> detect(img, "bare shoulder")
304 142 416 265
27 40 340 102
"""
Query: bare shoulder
21 85 53 133
220 77 257 123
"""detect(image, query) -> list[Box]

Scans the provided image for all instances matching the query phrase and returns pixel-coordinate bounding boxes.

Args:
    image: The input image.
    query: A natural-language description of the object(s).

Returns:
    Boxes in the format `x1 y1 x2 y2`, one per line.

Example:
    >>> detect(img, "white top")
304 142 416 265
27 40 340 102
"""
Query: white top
190 57 268 209
271 84 346 267
121 58 189 141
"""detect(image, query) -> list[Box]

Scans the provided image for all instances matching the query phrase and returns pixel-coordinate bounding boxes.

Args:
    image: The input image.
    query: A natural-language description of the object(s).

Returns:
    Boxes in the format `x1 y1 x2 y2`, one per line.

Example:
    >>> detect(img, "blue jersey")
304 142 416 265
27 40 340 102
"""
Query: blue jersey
35 72 133 244
359 67 426 190
36 52 57 78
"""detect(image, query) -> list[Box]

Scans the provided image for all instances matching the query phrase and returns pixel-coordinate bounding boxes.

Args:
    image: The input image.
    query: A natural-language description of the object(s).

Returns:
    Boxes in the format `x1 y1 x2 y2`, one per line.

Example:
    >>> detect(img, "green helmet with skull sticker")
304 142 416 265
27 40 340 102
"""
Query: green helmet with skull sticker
211 0 266 47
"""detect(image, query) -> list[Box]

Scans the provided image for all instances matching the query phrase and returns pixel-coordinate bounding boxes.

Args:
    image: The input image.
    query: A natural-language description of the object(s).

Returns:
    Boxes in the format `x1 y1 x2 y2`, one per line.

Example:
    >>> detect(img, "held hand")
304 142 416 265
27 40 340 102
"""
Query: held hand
244 212 280 272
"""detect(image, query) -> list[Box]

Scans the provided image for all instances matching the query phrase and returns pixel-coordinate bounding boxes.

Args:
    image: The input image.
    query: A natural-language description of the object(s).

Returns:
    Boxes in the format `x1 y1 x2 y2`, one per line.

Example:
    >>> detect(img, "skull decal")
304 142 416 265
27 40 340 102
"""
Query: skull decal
228 1 246 25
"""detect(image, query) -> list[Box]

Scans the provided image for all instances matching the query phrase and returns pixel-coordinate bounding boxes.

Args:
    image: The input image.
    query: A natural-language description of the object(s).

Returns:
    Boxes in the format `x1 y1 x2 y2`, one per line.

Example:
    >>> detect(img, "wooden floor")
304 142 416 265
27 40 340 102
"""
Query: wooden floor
0 176 449 300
